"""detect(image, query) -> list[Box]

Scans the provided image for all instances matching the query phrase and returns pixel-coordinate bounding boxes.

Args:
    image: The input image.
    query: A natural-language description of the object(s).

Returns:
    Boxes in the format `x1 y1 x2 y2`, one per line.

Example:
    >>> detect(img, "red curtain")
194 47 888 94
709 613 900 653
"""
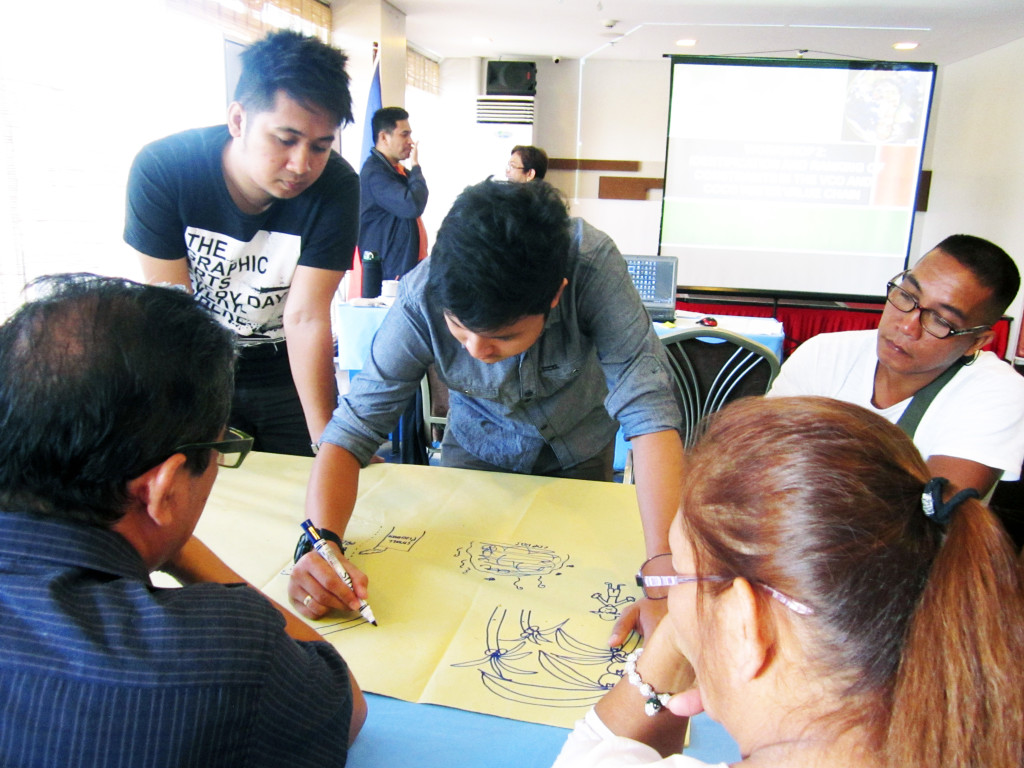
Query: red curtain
676 299 1010 360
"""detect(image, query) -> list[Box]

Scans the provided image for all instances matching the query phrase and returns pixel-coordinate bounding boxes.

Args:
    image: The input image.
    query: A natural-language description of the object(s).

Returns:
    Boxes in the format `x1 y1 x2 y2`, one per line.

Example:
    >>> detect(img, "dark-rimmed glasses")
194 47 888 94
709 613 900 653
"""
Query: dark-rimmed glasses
636 553 814 616
886 271 991 339
174 427 254 469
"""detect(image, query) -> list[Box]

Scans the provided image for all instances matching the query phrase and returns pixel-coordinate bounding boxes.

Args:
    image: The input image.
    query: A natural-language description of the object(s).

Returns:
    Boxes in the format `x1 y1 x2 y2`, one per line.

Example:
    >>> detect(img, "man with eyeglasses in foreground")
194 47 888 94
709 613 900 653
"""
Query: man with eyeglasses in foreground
0 274 364 767
769 234 1024 498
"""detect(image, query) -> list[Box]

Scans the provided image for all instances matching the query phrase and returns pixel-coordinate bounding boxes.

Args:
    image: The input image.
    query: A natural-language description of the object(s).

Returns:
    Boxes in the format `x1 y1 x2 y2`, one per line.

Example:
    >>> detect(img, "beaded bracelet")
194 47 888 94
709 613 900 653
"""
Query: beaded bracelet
624 648 675 716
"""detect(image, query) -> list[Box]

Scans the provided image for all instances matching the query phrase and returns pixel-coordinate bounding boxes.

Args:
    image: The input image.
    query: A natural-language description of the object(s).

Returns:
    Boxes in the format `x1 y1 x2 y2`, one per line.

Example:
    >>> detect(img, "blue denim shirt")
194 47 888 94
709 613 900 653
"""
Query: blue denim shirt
323 218 681 473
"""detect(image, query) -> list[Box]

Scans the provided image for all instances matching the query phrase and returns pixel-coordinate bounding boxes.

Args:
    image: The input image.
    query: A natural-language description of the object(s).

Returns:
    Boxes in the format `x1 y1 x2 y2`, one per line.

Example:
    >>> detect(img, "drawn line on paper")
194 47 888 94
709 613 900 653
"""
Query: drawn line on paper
451 607 538 679
454 540 571 590
313 614 367 635
451 606 640 709
358 526 426 555
590 582 636 621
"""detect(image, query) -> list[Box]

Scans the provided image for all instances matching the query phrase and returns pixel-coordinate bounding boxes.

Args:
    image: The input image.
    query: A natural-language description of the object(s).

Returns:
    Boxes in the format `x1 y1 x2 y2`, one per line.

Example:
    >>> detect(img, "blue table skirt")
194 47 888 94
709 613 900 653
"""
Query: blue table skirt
346 693 741 767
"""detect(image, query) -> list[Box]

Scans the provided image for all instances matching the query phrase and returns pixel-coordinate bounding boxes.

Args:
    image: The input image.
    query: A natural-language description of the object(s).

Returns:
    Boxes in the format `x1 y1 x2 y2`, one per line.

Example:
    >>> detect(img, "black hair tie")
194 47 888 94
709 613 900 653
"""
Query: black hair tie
922 477 979 526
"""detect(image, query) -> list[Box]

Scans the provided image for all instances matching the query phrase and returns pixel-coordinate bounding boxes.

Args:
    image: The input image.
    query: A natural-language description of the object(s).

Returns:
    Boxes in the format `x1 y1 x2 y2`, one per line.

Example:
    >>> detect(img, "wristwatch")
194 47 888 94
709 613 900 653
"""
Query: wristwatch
293 526 344 563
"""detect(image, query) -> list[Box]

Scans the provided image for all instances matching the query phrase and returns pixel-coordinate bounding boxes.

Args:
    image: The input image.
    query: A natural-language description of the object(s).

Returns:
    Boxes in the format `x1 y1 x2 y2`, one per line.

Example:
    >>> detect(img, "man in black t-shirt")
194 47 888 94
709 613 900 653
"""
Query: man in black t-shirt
124 30 359 457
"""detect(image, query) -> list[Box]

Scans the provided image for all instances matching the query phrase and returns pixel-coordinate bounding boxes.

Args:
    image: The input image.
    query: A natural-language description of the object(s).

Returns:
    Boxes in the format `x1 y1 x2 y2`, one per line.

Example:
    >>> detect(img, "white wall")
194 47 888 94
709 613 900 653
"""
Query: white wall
331 0 407 170
416 58 483 243
914 36 1024 356
423 55 671 255
3 0 1021 353
537 57 670 256
0 1 231 316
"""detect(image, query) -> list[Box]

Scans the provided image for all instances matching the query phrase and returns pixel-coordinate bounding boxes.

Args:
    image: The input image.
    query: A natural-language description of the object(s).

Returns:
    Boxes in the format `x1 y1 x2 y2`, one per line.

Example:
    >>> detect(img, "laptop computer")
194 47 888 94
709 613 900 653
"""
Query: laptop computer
624 255 678 322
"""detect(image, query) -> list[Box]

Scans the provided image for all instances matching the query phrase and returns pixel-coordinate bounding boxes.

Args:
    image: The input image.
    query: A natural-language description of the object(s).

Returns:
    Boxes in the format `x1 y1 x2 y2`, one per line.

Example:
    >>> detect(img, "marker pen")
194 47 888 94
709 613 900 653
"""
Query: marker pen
300 519 378 626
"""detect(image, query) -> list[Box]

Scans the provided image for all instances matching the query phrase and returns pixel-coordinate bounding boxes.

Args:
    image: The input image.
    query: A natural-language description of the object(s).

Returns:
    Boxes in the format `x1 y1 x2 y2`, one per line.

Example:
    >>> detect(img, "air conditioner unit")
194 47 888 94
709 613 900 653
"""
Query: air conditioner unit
475 96 534 125
472 97 534 180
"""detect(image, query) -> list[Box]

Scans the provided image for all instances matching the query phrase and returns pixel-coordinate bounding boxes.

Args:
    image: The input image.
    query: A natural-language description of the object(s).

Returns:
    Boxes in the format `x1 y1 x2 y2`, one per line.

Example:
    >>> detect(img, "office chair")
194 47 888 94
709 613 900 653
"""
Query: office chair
419 365 449 463
621 327 780 483
660 326 781 449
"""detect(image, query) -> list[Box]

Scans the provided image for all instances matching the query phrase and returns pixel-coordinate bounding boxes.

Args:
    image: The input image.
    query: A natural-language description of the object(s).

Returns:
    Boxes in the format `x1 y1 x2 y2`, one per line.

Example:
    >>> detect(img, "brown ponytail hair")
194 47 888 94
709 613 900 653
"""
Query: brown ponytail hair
679 396 1024 768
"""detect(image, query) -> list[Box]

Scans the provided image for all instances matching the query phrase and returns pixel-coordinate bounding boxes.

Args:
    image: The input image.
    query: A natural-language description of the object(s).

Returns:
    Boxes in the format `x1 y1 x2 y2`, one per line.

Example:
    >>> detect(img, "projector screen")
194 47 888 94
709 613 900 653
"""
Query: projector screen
659 56 936 300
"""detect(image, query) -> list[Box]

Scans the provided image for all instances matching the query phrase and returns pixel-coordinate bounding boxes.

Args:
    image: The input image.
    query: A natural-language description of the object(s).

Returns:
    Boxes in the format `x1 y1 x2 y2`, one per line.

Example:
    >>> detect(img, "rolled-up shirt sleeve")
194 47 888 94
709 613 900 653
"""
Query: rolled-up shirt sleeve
320 281 433 465
569 221 681 440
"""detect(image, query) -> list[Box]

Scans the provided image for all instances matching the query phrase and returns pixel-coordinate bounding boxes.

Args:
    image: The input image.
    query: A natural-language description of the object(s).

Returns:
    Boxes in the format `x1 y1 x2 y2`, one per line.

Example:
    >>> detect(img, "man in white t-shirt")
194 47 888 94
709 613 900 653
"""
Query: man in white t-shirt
770 234 1024 497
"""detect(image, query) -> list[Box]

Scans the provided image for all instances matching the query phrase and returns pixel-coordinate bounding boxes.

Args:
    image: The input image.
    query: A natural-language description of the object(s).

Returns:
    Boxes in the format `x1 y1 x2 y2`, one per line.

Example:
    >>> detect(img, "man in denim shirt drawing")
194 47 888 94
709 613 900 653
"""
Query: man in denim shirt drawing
291 180 684 637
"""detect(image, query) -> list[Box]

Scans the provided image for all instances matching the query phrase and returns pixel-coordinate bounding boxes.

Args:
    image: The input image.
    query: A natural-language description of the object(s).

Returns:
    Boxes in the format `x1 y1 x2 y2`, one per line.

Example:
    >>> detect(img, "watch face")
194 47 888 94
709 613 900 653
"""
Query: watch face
293 533 313 564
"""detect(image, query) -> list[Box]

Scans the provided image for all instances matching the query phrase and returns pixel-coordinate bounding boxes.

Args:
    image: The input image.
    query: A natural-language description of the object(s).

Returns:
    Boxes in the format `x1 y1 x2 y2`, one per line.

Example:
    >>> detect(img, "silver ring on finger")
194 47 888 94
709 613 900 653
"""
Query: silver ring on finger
303 594 313 608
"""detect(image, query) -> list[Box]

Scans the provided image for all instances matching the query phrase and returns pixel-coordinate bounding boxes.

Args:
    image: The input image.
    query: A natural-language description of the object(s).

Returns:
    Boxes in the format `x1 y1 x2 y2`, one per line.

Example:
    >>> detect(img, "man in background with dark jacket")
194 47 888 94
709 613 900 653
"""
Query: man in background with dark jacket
359 107 428 297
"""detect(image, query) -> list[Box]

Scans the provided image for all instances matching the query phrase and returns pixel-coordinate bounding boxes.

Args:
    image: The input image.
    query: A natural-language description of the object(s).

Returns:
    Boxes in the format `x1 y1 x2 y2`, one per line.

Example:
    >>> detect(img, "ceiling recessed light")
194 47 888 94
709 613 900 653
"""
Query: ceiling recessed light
675 38 697 47
893 41 919 51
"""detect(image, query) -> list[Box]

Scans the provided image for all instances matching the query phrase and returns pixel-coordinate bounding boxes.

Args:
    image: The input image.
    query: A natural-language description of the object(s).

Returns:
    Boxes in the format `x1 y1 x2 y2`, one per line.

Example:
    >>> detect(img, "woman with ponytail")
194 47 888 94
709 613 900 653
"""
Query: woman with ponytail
553 396 1024 768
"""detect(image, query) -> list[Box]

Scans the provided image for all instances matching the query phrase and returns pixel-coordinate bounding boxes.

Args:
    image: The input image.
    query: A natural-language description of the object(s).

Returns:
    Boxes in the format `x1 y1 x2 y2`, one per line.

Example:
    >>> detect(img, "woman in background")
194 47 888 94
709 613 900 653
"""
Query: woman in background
554 396 1024 768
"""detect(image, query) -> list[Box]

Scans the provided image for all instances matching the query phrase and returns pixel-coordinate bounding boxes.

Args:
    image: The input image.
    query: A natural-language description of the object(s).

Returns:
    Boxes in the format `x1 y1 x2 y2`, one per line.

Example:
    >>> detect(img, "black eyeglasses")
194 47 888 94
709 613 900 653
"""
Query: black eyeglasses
635 553 813 615
174 427 254 469
885 271 991 340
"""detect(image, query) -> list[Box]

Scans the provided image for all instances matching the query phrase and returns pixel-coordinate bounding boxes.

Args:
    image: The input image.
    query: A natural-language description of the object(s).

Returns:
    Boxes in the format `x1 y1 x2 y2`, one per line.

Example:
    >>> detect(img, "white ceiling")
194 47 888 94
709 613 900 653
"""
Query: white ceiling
392 0 1024 66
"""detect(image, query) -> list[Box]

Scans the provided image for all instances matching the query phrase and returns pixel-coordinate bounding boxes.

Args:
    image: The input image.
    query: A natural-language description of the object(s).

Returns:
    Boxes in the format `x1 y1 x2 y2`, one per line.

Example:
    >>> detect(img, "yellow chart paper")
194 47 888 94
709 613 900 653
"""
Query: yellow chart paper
198 453 647 729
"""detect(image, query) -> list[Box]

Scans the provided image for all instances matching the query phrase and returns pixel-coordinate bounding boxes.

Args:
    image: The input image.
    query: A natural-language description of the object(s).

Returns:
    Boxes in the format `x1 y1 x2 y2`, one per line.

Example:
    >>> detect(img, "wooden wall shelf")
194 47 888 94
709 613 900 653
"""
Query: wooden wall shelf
598 176 664 200
548 158 640 172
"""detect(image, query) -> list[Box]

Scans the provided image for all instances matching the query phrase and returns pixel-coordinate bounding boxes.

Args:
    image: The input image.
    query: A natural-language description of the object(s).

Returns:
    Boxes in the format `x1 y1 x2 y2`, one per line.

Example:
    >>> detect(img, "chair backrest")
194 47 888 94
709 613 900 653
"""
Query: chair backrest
659 326 781 447
420 364 450 459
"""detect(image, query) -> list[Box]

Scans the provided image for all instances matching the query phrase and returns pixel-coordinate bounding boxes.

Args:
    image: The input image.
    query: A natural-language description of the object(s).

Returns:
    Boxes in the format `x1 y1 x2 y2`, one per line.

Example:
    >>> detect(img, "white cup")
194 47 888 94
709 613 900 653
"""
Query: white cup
381 279 399 298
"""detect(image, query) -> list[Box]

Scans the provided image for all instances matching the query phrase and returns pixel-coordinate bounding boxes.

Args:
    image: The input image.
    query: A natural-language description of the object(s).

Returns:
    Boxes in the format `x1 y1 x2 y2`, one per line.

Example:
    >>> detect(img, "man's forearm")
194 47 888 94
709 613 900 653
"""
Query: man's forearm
137 252 193 292
161 535 246 585
629 430 685 557
165 537 325 643
285 317 338 443
306 442 362 537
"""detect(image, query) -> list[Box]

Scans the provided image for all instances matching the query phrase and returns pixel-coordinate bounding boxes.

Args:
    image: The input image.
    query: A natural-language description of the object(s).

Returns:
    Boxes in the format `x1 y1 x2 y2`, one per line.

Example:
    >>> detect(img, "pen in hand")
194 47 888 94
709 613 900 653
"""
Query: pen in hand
300 519 378 626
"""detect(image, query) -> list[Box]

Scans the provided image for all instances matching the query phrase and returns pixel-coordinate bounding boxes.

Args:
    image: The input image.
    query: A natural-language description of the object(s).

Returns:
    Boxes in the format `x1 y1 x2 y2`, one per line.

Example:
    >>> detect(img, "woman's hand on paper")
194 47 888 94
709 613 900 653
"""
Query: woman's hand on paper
607 597 667 648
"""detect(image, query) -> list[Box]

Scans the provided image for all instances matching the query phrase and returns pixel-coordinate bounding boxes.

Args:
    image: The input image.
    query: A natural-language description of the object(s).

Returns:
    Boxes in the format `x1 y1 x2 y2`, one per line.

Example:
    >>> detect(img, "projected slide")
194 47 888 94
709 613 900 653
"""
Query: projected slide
660 57 936 298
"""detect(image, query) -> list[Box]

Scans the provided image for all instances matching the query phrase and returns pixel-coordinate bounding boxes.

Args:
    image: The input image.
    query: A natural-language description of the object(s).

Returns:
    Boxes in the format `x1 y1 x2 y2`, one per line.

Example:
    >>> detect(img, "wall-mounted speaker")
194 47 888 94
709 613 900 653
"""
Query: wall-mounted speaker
486 61 537 96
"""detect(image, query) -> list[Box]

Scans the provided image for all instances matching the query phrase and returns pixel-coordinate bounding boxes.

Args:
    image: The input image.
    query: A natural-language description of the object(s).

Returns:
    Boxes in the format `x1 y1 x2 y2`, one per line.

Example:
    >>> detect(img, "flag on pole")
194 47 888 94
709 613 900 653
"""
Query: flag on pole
361 49 382 170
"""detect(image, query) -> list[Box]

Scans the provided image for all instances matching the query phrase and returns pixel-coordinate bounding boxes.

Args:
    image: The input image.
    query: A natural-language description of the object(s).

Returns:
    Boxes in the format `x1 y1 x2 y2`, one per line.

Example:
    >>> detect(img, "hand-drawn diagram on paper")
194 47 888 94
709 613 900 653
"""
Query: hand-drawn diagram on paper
206 456 650 728
451 606 640 709
314 614 368 635
590 582 636 621
357 526 426 555
454 540 571 590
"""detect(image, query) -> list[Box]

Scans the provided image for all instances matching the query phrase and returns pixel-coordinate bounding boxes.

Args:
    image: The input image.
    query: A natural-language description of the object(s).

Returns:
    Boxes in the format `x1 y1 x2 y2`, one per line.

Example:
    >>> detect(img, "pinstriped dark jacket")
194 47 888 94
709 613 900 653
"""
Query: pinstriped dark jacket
0 511 354 768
